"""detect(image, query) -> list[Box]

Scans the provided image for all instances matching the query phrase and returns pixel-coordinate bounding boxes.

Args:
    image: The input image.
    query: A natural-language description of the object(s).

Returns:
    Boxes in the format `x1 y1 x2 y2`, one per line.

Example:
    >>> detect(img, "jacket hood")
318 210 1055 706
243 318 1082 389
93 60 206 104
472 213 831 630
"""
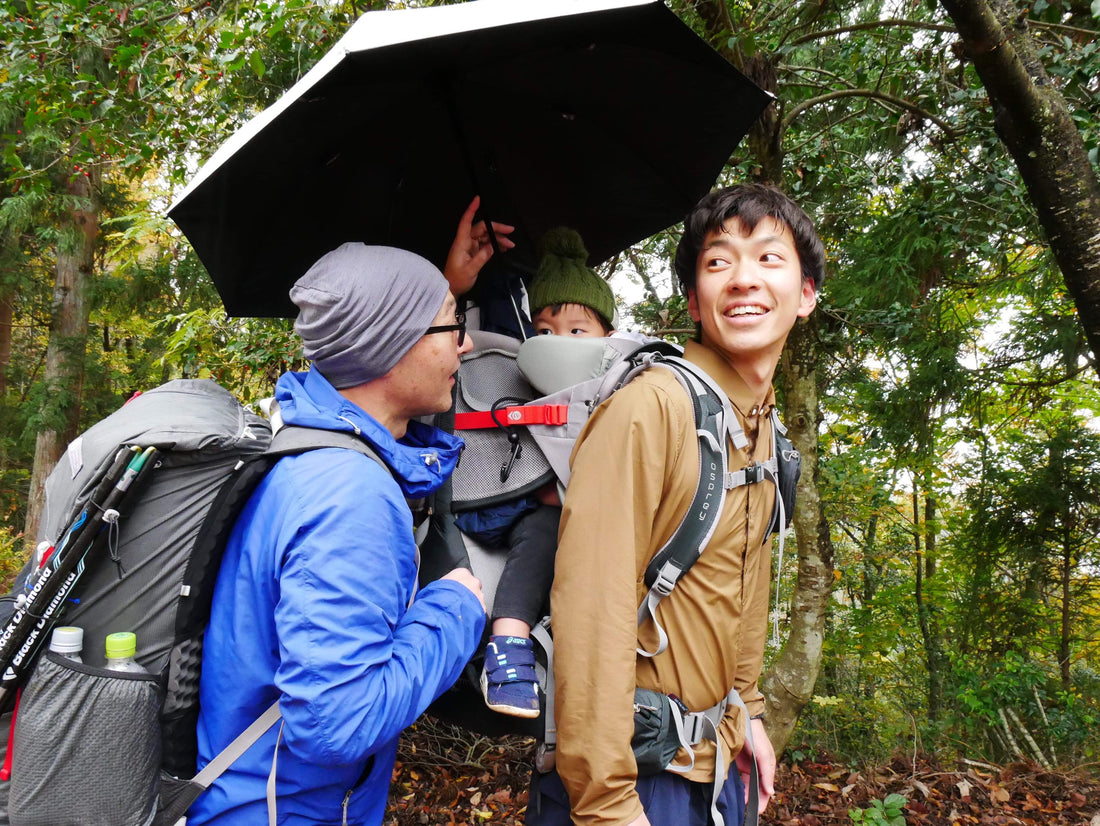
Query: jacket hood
275 367 463 498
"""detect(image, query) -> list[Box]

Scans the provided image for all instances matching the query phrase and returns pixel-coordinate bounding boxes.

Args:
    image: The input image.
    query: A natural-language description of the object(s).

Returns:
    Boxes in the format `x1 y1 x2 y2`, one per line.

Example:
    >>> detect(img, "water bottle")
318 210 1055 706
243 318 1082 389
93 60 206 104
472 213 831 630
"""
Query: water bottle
104 632 148 674
49 626 84 663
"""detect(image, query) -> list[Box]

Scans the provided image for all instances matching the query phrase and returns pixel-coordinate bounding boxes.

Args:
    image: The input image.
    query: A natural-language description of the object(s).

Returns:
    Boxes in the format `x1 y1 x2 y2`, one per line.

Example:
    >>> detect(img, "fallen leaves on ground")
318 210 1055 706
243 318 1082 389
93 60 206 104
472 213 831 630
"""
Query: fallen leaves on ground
769 751 1099 825
386 717 1099 824
385 716 533 825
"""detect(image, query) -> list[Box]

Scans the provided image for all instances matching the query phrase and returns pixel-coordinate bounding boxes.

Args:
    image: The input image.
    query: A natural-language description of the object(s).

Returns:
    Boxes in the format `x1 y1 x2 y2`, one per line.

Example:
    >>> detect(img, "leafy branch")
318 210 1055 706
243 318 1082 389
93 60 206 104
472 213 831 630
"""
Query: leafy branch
788 18 956 47
781 89 957 138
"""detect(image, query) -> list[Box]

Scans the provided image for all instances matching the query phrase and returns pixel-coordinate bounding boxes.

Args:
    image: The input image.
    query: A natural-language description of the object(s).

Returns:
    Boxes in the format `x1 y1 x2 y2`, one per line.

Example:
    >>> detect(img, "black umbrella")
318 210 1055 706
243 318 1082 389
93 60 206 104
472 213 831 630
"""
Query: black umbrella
169 0 771 318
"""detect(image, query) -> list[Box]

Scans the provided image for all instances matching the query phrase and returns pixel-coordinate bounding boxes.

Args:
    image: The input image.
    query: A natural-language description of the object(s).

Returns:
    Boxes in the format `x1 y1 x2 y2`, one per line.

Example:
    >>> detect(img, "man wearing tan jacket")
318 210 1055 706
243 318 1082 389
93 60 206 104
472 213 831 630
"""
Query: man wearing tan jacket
530 184 824 826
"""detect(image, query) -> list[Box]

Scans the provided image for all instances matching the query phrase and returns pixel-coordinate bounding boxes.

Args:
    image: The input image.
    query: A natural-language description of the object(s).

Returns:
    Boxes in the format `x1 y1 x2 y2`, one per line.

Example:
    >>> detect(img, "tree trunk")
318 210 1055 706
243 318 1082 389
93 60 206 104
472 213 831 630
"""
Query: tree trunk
913 488 942 720
23 172 98 544
922 487 945 720
1059 523 1072 691
691 0 782 184
0 287 12 396
939 0 1100 377
861 513 879 605
760 317 834 754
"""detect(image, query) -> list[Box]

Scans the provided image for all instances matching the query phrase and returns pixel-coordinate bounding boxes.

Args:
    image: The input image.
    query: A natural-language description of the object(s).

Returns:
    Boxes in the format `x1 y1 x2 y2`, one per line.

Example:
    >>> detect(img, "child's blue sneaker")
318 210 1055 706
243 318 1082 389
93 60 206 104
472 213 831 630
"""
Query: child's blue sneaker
481 635 541 718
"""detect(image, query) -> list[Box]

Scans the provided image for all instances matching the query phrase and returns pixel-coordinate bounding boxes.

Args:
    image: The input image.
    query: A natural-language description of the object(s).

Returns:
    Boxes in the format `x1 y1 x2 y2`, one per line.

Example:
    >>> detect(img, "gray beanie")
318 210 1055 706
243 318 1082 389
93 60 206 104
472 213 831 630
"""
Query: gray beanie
290 243 450 389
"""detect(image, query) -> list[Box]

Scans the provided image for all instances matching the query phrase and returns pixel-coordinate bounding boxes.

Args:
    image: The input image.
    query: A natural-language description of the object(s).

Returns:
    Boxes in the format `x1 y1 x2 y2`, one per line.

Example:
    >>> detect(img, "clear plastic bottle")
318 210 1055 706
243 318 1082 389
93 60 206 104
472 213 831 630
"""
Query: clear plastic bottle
49 626 84 663
104 631 148 674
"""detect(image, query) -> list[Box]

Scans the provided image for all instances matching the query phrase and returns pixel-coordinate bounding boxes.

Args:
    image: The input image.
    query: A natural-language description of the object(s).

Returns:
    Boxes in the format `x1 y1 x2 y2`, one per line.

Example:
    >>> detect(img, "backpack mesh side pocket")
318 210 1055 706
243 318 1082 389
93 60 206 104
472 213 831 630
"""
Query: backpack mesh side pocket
10 652 161 826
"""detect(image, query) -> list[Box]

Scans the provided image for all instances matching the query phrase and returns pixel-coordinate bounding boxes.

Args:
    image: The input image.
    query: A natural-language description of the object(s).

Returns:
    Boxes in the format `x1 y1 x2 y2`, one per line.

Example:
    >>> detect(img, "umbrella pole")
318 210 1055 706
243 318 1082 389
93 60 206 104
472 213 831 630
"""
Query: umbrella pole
476 201 528 340
440 85 530 340
483 209 501 257
507 280 528 342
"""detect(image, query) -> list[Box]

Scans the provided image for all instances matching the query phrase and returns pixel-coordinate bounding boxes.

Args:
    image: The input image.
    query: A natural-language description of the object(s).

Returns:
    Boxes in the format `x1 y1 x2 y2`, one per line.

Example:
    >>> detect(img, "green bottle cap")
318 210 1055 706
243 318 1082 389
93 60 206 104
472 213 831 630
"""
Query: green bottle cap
105 631 137 660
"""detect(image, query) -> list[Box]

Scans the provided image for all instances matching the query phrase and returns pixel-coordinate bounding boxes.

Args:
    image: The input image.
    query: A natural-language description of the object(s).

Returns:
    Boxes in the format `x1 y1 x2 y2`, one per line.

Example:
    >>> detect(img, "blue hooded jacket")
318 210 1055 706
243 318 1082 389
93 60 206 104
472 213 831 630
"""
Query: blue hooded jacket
189 367 484 826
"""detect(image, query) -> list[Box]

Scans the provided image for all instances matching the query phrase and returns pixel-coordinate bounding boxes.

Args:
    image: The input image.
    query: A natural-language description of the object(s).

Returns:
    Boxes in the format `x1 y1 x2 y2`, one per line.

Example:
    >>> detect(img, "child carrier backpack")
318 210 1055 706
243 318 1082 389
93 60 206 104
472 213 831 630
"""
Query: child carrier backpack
422 332 801 761
0 379 387 826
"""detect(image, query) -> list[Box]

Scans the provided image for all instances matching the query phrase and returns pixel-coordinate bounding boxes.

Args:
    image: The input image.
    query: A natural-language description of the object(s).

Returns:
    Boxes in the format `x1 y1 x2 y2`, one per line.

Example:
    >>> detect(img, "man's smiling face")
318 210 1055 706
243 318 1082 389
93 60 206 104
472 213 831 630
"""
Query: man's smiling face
687 216 817 381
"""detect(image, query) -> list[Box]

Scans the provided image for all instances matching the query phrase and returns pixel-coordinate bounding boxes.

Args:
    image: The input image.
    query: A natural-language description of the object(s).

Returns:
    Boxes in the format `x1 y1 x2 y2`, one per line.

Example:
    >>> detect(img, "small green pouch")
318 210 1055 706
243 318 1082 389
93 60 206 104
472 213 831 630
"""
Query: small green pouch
630 687 682 775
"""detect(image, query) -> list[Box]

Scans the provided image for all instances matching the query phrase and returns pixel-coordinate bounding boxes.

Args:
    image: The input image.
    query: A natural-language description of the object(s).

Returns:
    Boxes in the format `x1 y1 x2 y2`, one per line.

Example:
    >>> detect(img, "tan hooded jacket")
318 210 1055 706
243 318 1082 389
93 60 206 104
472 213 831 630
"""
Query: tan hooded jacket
551 339 777 826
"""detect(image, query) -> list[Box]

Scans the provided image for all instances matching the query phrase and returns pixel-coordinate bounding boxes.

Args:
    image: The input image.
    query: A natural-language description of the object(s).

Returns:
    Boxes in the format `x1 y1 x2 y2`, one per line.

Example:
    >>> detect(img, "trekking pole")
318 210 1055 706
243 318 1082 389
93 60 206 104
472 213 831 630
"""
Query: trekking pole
0 445 158 711
22 446 138 590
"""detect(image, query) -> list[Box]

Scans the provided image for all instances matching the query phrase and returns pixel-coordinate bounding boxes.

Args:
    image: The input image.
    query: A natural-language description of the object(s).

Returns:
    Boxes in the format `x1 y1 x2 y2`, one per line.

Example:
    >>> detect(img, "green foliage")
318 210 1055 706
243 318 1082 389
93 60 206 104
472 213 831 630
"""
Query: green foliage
849 792 907 826
952 651 1048 725
627 293 693 344
947 652 1099 766
0 0 355 535
0 460 31 538
159 308 305 404
785 744 819 764
0 525 28 592
793 690 911 767
0 0 351 189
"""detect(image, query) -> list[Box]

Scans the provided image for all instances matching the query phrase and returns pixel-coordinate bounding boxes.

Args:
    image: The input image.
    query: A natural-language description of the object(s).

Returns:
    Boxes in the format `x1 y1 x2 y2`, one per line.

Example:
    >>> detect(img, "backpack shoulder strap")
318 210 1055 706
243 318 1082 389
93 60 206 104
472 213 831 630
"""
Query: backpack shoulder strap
267 424 386 470
635 357 785 659
768 410 800 533
640 358 733 581
635 357 734 658
177 425 388 641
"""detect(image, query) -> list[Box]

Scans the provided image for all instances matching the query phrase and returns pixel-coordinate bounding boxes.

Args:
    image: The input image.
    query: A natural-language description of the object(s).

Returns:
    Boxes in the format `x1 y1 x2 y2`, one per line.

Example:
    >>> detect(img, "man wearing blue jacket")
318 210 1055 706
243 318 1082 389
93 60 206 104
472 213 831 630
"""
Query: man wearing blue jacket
190 243 486 826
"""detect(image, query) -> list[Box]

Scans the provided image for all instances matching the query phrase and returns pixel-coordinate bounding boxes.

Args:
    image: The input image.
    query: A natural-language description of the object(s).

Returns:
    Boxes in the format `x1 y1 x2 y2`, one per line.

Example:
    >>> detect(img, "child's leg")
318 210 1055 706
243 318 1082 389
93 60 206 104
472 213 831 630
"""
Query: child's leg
492 504 561 630
482 505 561 718
492 617 532 638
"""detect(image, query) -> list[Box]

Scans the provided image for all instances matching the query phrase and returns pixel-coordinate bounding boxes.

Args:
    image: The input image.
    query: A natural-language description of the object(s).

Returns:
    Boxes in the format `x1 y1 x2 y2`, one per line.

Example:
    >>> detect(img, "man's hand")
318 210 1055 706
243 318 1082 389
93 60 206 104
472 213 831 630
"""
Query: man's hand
625 814 652 826
441 566 486 613
443 195 515 297
735 716 776 814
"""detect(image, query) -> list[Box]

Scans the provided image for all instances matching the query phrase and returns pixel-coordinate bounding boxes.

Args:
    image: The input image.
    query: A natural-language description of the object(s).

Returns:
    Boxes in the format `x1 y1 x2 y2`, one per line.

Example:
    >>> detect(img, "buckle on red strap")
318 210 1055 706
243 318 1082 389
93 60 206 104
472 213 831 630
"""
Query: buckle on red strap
454 404 568 430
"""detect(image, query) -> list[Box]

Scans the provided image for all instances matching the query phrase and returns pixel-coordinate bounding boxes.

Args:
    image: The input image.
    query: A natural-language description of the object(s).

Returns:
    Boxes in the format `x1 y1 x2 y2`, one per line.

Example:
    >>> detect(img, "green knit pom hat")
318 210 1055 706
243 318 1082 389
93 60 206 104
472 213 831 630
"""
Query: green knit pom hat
528 227 616 328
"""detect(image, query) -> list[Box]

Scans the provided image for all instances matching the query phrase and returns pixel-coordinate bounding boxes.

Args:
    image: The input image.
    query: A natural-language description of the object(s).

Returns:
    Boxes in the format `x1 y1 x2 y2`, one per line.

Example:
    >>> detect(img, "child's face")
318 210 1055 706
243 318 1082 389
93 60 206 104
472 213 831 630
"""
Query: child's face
532 303 609 338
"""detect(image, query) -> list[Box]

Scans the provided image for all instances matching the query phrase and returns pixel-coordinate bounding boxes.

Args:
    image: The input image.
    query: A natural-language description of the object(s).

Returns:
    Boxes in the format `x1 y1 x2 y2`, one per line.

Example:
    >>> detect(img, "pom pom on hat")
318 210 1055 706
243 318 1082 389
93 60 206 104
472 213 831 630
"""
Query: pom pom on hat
538 226 589 263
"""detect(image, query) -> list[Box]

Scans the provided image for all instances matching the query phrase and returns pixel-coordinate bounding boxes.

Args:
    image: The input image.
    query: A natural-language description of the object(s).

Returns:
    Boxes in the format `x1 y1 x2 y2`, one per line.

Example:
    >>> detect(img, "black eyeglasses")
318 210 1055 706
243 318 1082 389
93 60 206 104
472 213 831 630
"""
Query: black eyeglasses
423 311 466 347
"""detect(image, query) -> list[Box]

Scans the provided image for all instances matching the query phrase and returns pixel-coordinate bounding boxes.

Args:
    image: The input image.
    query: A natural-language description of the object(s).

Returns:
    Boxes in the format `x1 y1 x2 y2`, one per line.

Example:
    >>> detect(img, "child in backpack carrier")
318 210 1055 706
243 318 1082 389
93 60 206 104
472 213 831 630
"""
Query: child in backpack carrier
461 227 620 718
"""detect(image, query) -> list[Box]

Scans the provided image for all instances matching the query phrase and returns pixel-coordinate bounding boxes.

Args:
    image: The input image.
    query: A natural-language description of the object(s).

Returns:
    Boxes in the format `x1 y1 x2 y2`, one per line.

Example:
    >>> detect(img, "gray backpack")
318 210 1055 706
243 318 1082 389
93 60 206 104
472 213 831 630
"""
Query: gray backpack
0 380 385 826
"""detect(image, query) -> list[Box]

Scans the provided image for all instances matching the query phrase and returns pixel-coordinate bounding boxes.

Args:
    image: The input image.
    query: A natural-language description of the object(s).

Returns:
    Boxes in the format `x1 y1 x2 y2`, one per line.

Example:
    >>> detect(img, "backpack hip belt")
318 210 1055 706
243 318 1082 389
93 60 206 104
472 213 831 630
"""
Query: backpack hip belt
636 687 759 826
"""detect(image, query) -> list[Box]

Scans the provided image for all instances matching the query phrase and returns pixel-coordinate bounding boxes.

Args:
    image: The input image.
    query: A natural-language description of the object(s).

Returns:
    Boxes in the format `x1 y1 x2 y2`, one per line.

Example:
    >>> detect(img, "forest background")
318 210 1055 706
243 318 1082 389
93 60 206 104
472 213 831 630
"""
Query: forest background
1 0 1099 793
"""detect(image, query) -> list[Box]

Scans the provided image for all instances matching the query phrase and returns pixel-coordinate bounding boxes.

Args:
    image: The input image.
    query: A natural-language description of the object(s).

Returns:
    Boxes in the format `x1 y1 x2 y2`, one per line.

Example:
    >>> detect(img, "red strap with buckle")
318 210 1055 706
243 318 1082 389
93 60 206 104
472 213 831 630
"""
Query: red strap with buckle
454 405 569 430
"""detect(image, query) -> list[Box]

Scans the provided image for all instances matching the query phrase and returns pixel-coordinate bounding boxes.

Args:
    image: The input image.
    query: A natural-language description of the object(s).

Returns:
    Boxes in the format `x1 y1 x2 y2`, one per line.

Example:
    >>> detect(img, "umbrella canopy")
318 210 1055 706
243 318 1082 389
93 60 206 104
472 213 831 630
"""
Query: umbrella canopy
169 0 771 318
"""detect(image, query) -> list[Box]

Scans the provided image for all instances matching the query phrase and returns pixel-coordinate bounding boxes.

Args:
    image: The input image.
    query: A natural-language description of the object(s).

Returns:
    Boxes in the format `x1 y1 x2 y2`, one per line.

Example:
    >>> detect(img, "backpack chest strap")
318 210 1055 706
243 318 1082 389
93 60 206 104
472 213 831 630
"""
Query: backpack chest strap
453 404 569 429
725 456 778 489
